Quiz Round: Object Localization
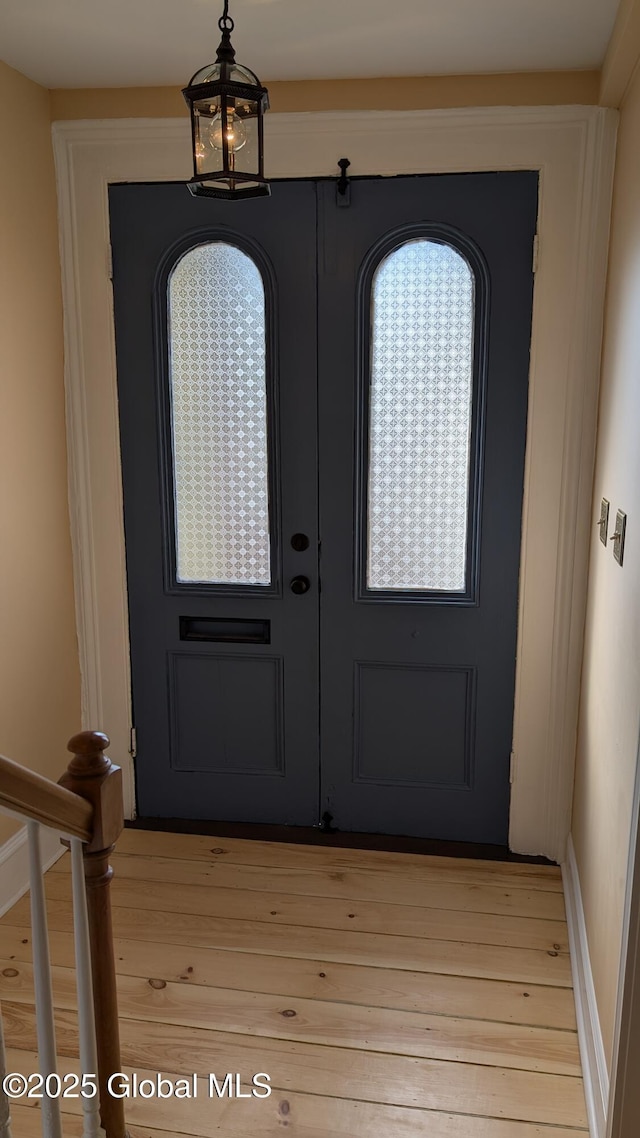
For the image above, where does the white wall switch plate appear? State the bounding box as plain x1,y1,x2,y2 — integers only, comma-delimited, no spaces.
599,498,610,546
613,509,627,566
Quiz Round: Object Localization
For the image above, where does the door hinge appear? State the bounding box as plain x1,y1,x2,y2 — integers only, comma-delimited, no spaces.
509,751,516,784
129,726,137,757
532,234,539,274
107,243,113,280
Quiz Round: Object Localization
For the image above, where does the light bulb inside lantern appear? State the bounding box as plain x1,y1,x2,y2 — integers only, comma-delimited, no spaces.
209,106,247,153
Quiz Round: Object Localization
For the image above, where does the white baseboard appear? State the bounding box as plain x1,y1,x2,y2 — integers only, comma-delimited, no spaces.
563,835,610,1138
0,825,67,919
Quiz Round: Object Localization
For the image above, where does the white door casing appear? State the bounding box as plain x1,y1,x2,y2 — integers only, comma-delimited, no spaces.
52,107,617,859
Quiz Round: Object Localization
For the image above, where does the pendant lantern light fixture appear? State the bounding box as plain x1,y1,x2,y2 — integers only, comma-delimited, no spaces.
182,0,270,200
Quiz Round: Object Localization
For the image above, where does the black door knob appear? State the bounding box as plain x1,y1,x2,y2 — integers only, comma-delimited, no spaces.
290,532,310,551
290,576,311,595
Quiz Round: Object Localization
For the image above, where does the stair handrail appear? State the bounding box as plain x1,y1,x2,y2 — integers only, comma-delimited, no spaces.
0,754,92,841
0,731,127,1138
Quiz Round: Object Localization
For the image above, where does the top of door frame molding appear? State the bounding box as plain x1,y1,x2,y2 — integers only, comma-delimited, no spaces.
52,105,618,859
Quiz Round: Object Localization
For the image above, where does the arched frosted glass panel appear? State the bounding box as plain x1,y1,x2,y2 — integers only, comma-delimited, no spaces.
367,239,475,592
168,243,270,585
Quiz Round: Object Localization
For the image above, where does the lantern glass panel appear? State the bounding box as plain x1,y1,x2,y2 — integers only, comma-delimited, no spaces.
193,97,223,177
228,100,260,176
229,63,261,86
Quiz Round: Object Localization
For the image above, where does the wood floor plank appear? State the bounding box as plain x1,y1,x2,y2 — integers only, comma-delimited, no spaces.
117,853,558,911
43,862,567,926
0,962,581,1074
59,846,564,924
50,856,568,951
3,1004,587,1128
5,1052,587,1138
7,1097,588,1138
0,924,577,1028
116,830,563,892
6,897,573,986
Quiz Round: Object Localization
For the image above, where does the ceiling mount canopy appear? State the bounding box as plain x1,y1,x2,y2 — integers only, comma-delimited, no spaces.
182,0,270,200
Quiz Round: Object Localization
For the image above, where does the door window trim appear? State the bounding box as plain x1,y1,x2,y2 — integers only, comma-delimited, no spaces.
153,228,283,598
355,221,490,605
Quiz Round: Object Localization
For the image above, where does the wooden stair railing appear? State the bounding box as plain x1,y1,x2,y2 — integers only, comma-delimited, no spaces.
0,754,92,841
60,733,126,1138
0,732,127,1138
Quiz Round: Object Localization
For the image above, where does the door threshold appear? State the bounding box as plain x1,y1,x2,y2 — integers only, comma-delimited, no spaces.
125,817,556,865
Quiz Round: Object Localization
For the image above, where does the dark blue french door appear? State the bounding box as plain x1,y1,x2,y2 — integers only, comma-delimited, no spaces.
110,171,537,842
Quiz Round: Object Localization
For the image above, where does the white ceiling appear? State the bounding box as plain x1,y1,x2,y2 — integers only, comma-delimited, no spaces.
0,0,620,90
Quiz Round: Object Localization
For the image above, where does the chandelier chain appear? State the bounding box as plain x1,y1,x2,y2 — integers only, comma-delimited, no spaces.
219,0,234,33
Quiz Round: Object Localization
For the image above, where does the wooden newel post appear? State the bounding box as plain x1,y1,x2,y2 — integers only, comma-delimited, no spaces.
60,731,128,1138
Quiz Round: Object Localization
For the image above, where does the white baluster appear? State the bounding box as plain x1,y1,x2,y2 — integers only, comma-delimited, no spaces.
0,1004,13,1138
27,821,63,1138
71,839,105,1137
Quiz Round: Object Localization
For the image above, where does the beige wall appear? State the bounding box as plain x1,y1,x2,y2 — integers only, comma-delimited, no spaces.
600,0,640,107
49,69,600,120
572,64,640,1066
0,61,81,843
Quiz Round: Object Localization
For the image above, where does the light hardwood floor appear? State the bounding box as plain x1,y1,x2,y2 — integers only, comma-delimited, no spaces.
0,830,586,1136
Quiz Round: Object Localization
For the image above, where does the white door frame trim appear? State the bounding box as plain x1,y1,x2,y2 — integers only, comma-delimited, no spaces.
52,106,617,858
